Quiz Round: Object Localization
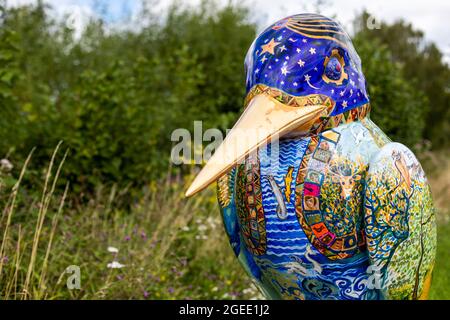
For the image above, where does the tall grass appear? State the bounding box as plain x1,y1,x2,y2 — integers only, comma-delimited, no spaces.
0,147,448,300
0,146,259,300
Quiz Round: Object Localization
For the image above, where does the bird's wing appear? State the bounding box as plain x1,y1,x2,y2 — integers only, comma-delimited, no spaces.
217,167,241,256
364,142,437,300
217,167,264,285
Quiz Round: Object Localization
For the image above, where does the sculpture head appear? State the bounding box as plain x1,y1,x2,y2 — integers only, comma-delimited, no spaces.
186,14,370,197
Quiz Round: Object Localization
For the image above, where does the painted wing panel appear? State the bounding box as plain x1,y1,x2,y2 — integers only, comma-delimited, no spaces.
364,143,437,299
217,167,263,283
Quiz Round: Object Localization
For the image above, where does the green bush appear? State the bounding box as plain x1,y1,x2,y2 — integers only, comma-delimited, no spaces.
0,3,255,193
0,3,448,195
353,35,428,147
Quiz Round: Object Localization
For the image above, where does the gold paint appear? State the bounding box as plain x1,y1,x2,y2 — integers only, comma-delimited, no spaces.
418,268,433,300
322,49,348,86
260,38,281,55
286,18,348,48
287,26,346,36
217,173,231,207
322,130,340,143
284,167,294,203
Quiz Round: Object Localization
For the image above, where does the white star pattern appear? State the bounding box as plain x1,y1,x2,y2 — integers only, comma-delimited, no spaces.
342,100,348,107
302,39,307,43
297,59,305,67
255,68,260,74
279,45,287,52
340,90,345,97
296,48,301,53
288,38,297,42
281,66,289,75
309,47,316,55
293,82,298,86
260,56,267,63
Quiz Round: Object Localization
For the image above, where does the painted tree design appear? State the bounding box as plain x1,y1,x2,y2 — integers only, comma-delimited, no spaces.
320,158,367,237
364,159,436,299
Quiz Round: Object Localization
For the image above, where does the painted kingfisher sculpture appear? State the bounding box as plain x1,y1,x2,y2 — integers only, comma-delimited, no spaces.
185,14,436,300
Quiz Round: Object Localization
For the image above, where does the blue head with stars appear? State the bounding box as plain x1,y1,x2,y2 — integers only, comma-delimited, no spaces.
186,14,371,197
245,13,369,116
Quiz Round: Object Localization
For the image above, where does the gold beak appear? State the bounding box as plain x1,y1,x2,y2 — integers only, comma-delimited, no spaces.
185,93,328,197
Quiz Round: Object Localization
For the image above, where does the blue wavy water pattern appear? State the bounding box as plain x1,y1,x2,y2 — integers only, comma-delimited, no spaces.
255,138,374,300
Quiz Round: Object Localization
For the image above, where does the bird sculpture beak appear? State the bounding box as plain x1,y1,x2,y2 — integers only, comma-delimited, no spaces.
185,93,328,197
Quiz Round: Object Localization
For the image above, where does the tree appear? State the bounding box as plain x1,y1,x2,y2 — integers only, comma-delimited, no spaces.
353,11,450,148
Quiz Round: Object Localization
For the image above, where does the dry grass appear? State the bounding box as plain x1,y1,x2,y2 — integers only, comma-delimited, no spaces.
0,146,258,300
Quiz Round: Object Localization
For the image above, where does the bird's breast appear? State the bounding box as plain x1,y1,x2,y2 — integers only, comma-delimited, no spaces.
230,121,385,299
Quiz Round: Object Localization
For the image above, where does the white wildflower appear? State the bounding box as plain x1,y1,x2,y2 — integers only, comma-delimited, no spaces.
181,226,190,231
242,288,254,295
206,217,218,229
0,159,13,172
197,224,208,232
107,246,119,253
107,261,125,269
211,286,218,292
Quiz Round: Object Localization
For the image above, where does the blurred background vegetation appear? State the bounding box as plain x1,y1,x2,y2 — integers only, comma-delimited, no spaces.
0,0,448,299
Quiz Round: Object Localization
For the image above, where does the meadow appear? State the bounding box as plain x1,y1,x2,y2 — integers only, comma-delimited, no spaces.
0,147,448,300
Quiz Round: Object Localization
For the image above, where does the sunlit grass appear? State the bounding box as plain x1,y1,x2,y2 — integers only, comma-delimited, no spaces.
430,215,450,300
422,150,450,300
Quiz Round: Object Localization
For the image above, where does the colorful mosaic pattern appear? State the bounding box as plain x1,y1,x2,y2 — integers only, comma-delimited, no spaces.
235,153,267,255
294,131,366,260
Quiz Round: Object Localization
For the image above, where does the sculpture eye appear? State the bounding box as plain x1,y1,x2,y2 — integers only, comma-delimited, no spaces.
322,49,348,85
324,57,342,81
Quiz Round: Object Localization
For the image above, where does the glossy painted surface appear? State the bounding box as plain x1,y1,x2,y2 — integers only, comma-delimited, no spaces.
244,13,369,116
209,13,437,300
218,120,436,300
